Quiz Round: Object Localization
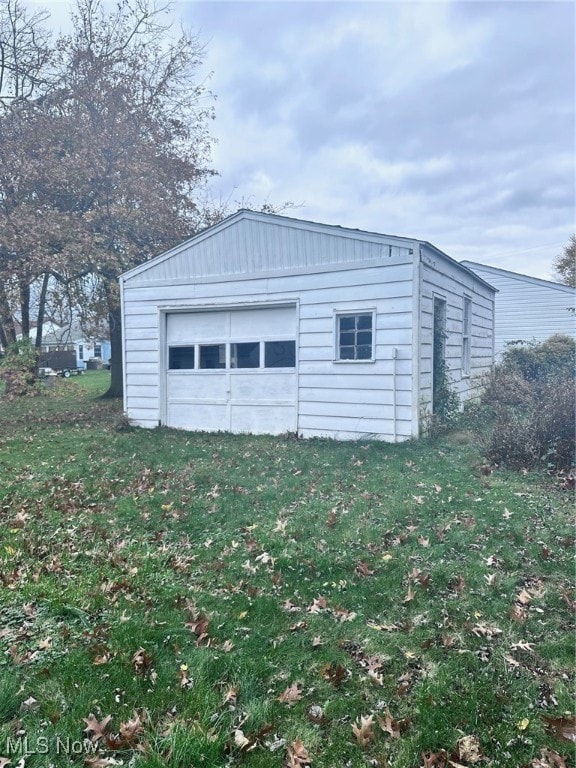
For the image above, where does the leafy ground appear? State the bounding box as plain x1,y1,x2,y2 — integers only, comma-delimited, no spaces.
0,372,574,768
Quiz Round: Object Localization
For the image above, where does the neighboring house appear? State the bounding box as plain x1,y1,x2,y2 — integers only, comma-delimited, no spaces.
120,210,495,441
17,321,111,369
461,261,576,356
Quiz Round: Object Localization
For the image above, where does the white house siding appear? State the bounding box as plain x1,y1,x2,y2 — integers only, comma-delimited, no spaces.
419,247,495,411
122,260,415,440
461,261,576,356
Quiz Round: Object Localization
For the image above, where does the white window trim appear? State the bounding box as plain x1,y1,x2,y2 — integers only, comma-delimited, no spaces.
333,308,376,363
462,296,472,377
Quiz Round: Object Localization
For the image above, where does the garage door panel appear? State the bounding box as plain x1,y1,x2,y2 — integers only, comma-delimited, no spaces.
230,405,295,434
167,311,228,342
167,403,227,431
230,372,296,401
167,373,227,400
230,306,295,338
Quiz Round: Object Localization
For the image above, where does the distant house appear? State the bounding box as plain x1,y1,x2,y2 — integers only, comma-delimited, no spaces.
17,321,111,369
120,210,495,441
461,261,576,356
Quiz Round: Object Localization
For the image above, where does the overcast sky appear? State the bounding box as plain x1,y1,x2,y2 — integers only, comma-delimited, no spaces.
35,0,575,280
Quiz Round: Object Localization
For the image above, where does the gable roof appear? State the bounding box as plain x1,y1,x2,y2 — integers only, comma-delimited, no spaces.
461,260,576,295
120,209,493,291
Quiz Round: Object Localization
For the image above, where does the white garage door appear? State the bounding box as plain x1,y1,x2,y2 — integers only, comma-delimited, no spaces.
164,306,297,434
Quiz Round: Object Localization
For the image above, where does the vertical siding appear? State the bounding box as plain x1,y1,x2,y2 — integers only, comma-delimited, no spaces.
419,249,495,416
461,263,576,355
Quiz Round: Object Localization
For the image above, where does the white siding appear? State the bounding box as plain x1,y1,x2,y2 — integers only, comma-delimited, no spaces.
461,262,576,356
123,260,415,441
420,247,495,414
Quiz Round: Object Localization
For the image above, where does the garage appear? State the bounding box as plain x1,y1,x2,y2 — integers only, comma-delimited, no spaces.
164,305,297,434
120,210,495,440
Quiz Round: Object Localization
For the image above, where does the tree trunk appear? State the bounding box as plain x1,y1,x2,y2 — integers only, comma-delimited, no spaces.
0,281,17,345
35,272,50,348
102,298,123,398
19,280,30,338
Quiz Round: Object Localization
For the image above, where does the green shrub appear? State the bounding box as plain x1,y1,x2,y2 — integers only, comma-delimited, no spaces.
469,336,575,471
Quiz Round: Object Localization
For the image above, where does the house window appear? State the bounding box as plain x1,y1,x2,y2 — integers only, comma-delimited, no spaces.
336,312,374,361
264,340,296,368
199,344,226,369
169,346,195,370
78,344,84,361
231,342,260,369
462,297,471,376
94,344,102,358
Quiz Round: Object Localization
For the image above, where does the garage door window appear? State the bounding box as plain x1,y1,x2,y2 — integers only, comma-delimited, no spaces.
169,346,195,369
200,344,226,369
231,342,260,369
265,340,296,368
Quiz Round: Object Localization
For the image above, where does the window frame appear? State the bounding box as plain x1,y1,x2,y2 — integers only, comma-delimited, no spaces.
462,296,472,377
333,309,376,363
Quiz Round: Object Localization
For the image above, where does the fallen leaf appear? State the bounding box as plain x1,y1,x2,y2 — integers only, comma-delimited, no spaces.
320,662,347,688
286,738,312,766
531,748,568,767
352,714,375,747
543,715,576,743
456,734,482,763
119,712,144,746
83,713,113,742
377,707,409,739
131,647,153,675
234,728,252,750
279,683,302,705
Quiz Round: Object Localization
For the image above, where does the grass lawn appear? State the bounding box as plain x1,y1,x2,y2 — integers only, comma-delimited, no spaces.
0,371,573,767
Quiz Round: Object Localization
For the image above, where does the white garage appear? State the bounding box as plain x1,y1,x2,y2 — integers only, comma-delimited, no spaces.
120,210,495,441
164,306,297,434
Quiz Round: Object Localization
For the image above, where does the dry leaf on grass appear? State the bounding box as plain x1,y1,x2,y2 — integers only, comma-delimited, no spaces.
543,715,576,743
83,713,112,742
352,714,375,747
285,738,312,766
456,734,482,763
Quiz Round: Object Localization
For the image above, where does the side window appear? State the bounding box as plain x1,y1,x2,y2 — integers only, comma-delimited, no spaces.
336,312,374,361
78,344,84,361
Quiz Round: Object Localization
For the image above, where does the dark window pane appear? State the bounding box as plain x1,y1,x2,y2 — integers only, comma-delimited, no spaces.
265,340,295,368
340,332,355,346
357,345,372,359
357,331,372,346
339,316,355,331
199,344,226,369
357,314,372,330
169,346,195,370
231,342,260,369
340,346,355,359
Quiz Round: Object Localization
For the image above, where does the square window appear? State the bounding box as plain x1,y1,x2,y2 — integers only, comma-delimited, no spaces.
265,340,296,368
169,346,195,369
231,342,260,368
199,344,226,369
336,313,374,361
